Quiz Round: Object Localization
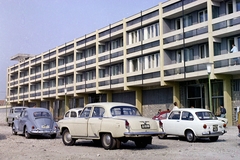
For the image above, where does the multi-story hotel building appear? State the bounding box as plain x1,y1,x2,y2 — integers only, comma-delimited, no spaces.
6,0,240,125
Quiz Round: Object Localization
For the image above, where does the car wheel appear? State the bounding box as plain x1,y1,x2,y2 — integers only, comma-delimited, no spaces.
185,130,196,142
24,127,31,139
12,125,17,135
134,139,148,148
101,133,115,150
62,129,76,146
115,138,121,149
209,136,219,142
50,134,57,139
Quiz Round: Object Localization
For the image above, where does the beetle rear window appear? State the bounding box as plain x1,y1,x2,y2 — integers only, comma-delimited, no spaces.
111,106,141,116
33,112,51,118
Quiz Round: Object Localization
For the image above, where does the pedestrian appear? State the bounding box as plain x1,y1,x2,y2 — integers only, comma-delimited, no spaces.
220,106,226,118
156,109,161,116
172,102,179,110
230,44,238,65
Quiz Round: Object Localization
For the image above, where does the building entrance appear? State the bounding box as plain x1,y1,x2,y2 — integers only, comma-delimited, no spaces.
187,85,205,108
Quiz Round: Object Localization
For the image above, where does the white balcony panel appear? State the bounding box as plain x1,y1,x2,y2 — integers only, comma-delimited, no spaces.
126,51,142,59
127,80,142,86
143,77,160,84
127,70,142,77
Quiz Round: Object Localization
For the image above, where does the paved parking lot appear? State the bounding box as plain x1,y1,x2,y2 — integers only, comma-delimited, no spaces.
0,108,240,160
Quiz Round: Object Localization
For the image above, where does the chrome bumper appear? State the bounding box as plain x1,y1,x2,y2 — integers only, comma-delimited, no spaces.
30,130,58,135
202,130,226,136
124,131,165,137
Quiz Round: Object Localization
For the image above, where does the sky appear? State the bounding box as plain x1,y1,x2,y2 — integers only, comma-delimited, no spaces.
0,0,164,100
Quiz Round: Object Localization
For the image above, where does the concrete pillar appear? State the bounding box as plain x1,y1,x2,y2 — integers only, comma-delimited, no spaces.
135,88,142,113
65,96,70,113
107,92,112,102
223,77,232,126
84,95,88,106
49,100,54,113
173,82,180,107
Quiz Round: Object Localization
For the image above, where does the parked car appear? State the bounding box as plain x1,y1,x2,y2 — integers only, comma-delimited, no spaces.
12,108,58,139
217,117,228,126
152,110,170,120
7,106,28,126
64,108,83,119
159,108,226,142
58,102,164,149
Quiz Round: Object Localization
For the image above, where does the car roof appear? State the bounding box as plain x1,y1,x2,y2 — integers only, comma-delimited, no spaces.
25,108,50,113
85,102,135,108
173,108,211,112
68,108,83,112
11,106,28,109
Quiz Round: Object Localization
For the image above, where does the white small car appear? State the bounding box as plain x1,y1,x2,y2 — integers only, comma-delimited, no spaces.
58,102,164,149
64,108,83,119
160,108,226,142
7,106,28,126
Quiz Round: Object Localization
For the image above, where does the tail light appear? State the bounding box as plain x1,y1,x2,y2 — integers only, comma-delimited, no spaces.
31,126,35,129
203,124,207,129
125,120,130,130
223,124,226,128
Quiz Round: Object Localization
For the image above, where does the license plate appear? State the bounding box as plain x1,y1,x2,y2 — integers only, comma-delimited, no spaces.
141,124,150,129
213,125,218,132
41,125,49,129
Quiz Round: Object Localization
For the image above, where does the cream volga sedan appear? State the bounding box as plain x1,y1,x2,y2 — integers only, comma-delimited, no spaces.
159,108,227,142
58,102,164,149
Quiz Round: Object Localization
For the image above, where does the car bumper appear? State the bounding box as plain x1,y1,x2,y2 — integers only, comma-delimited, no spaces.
124,131,165,137
30,130,58,135
202,130,226,136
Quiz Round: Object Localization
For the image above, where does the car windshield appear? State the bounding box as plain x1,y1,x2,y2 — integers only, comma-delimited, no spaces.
33,111,51,118
111,106,141,116
195,111,217,120
14,108,26,113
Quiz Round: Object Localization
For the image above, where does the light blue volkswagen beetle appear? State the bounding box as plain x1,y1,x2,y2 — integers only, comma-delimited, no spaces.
12,108,58,139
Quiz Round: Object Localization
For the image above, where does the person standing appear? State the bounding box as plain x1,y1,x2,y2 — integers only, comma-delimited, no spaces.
231,44,238,65
172,102,179,110
220,106,226,118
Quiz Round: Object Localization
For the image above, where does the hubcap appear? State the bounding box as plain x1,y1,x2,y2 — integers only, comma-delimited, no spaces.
65,132,72,142
104,135,111,146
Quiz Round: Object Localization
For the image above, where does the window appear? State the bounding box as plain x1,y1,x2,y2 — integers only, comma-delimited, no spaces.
168,111,180,120
176,50,183,63
99,69,105,78
226,1,233,14
181,111,194,121
92,107,105,117
70,111,77,118
184,14,193,27
199,44,208,58
132,59,138,72
80,107,91,118
237,0,240,11
58,59,64,66
76,74,83,82
86,70,96,80
185,48,194,61
198,9,208,23
111,63,123,76
175,18,182,30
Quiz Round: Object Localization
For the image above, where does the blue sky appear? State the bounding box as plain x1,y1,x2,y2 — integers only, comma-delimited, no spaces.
0,0,164,100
